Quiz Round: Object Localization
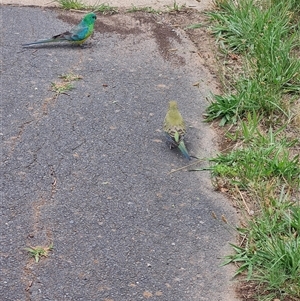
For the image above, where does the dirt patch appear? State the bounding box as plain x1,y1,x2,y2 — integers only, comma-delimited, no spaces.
96,11,187,63
95,13,144,36
237,281,300,301
98,12,184,62
164,9,221,80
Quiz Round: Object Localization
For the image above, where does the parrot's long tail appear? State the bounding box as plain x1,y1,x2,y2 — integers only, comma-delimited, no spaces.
22,38,58,47
178,141,191,160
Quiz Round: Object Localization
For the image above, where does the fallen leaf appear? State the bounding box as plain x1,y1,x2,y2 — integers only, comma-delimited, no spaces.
129,283,136,287
143,291,153,298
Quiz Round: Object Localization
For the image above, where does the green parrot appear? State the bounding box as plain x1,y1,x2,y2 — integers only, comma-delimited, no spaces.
163,101,191,160
22,12,97,47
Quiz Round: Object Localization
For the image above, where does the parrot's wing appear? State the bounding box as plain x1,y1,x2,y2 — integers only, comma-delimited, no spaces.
165,133,178,148
52,26,88,42
68,23,89,41
51,31,72,41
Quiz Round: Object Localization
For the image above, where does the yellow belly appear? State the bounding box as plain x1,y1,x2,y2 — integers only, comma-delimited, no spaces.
71,34,92,45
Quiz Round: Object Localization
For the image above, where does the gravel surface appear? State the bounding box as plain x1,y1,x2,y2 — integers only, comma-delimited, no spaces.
1,6,238,300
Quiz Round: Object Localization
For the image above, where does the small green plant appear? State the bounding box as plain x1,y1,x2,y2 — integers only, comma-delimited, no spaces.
51,81,74,94
55,0,86,10
51,72,82,94
223,196,300,299
185,23,203,30
59,73,83,82
92,3,117,14
204,93,240,126
208,127,300,189
25,243,53,262
55,0,117,14
126,5,160,14
167,1,186,12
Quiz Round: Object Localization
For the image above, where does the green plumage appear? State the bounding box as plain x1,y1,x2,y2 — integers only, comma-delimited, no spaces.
22,12,97,47
163,101,191,160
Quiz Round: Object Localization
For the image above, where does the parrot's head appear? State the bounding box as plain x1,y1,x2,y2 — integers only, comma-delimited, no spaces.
83,12,97,25
168,101,178,110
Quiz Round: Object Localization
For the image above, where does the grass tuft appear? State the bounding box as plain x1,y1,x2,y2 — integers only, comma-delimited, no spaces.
51,72,82,95
55,0,86,10
126,5,161,14
92,3,118,14
185,23,203,30
206,0,300,125
224,196,300,299
55,0,118,14
206,0,300,299
24,243,53,263
166,0,187,12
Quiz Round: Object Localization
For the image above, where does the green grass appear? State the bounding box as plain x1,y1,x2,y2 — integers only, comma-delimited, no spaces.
206,0,300,300
51,81,74,94
92,3,118,14
126,2,188,14
55,0,118,14
206,0,300,125
224,197,300,300
51,73,82,95
55,0,86,10
185,23,203,30
126,5,161,14
167,1,187,12
24,243,53,263
209,125,300,190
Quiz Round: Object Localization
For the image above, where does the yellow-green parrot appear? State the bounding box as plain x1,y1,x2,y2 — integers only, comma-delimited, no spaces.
163,101,191,160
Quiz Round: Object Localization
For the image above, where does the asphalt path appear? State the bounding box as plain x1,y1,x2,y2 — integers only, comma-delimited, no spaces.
1,6,238,300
